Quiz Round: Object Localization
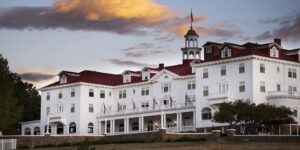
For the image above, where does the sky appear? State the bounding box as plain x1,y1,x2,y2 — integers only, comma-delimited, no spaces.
0,0,300,88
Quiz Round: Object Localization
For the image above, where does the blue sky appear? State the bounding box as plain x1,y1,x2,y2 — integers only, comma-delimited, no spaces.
0,0,300,88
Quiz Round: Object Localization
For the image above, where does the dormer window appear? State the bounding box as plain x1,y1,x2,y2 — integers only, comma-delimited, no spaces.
60,74,67,84
123,75,131,83
270,46,279,57
142,72,150,81
221,47,231,58
205,46,212,53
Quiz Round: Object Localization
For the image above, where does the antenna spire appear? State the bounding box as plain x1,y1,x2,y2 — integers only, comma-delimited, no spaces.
190,8,194,29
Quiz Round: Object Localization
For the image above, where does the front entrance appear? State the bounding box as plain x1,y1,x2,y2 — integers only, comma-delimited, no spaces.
57,123,64,135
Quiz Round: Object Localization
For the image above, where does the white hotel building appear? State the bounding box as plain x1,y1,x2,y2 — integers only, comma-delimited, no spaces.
21,27,300,136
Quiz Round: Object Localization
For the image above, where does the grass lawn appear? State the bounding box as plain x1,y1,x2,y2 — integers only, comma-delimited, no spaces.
32,141,300,150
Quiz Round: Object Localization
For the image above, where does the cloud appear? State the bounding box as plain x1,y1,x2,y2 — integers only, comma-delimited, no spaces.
120,43,167,57
0,0,246,41
105,59,155,68
0,0,174,35
255,12,300,42
20,72,56,82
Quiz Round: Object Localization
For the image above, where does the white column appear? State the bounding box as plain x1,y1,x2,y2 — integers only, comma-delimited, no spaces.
193,111,196,131
104,120,107,134
176,113,180,132
112,120,115,135
126,118,129,133
98,121,101,135
179,112,182,132
164,114,167,129
139,117,142,132
141,117,144,132
161,112,164,129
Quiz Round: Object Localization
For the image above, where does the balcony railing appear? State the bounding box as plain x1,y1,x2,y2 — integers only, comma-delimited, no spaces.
48,112,66,125
97,102,195,118
181,125,195,132
207,92,232,105
267,91,300,100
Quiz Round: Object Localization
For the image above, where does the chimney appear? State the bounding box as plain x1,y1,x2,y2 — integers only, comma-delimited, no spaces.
159,63,164,69
274,38,281,46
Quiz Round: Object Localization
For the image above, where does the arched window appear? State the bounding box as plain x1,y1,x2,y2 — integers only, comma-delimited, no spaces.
195,52,200,59
221,47,231,58
34,126,40,135
189,51,194,59
69,122,76,133
57,123,64,134
88,122,94,133
44,125,51,134
132,122,139,131
25,127,31,135
201,107,212,120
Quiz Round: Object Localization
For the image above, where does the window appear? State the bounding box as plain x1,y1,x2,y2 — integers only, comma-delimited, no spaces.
89,104,94,113
25,128,31,135
201,107,212,120
119,90,127,99
260,64,265,73
60,74,67,84
205,46,212,53
143,72,149,80
46,107,50,115
187,80,196,90
89,89,94,97
141,87,150,96
294,110,298,117
34,126,40,135
221,47,231,58
119,104,126,111
141,102,149,110
161,83,171,93
118,123,124,132
88,122,94,133
277,84,281,91
44,125,51,134
203,68,208,78
239,63,245,73
71,104,75,113
270,46,279,57
218,83,228,93
46,92,50,100
161,99,169,106
288,85,297,95
69,122,76,133
58,91,62,99
277,66,280,73
203,86,209,96
100,90,105,98
239,81,245,92
221,66,226,76
71,89,75,97
109,92,112,97
260,82,265,92
288,68,297,78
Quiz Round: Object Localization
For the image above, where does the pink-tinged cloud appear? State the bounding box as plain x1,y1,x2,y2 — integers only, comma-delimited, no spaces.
105,59,155,68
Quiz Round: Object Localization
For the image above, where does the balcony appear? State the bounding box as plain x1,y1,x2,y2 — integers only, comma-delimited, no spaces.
267,91,300,100
97,102,195,118
48,112,67,125
207,92,231,105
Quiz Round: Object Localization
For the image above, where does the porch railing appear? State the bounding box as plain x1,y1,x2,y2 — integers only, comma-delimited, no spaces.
181,125,195,132
97,102,195,118
267,91,300,99
0,139,17,150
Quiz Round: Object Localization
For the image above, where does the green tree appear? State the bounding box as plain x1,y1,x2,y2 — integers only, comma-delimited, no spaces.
0,54,23,134
213,102,236,128
0,54,41,134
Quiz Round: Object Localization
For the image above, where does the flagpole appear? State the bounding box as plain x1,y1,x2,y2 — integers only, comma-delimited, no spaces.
190,8,193,29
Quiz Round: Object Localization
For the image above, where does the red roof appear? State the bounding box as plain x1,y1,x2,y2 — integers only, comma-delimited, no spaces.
43,60,193,88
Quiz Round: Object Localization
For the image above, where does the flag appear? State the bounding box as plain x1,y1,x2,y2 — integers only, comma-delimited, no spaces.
103,103,107,114
185,94,190,106
153,98,158,109
132,99,136,110
191,10,194,22
170,96,174,107
117,102,121,112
